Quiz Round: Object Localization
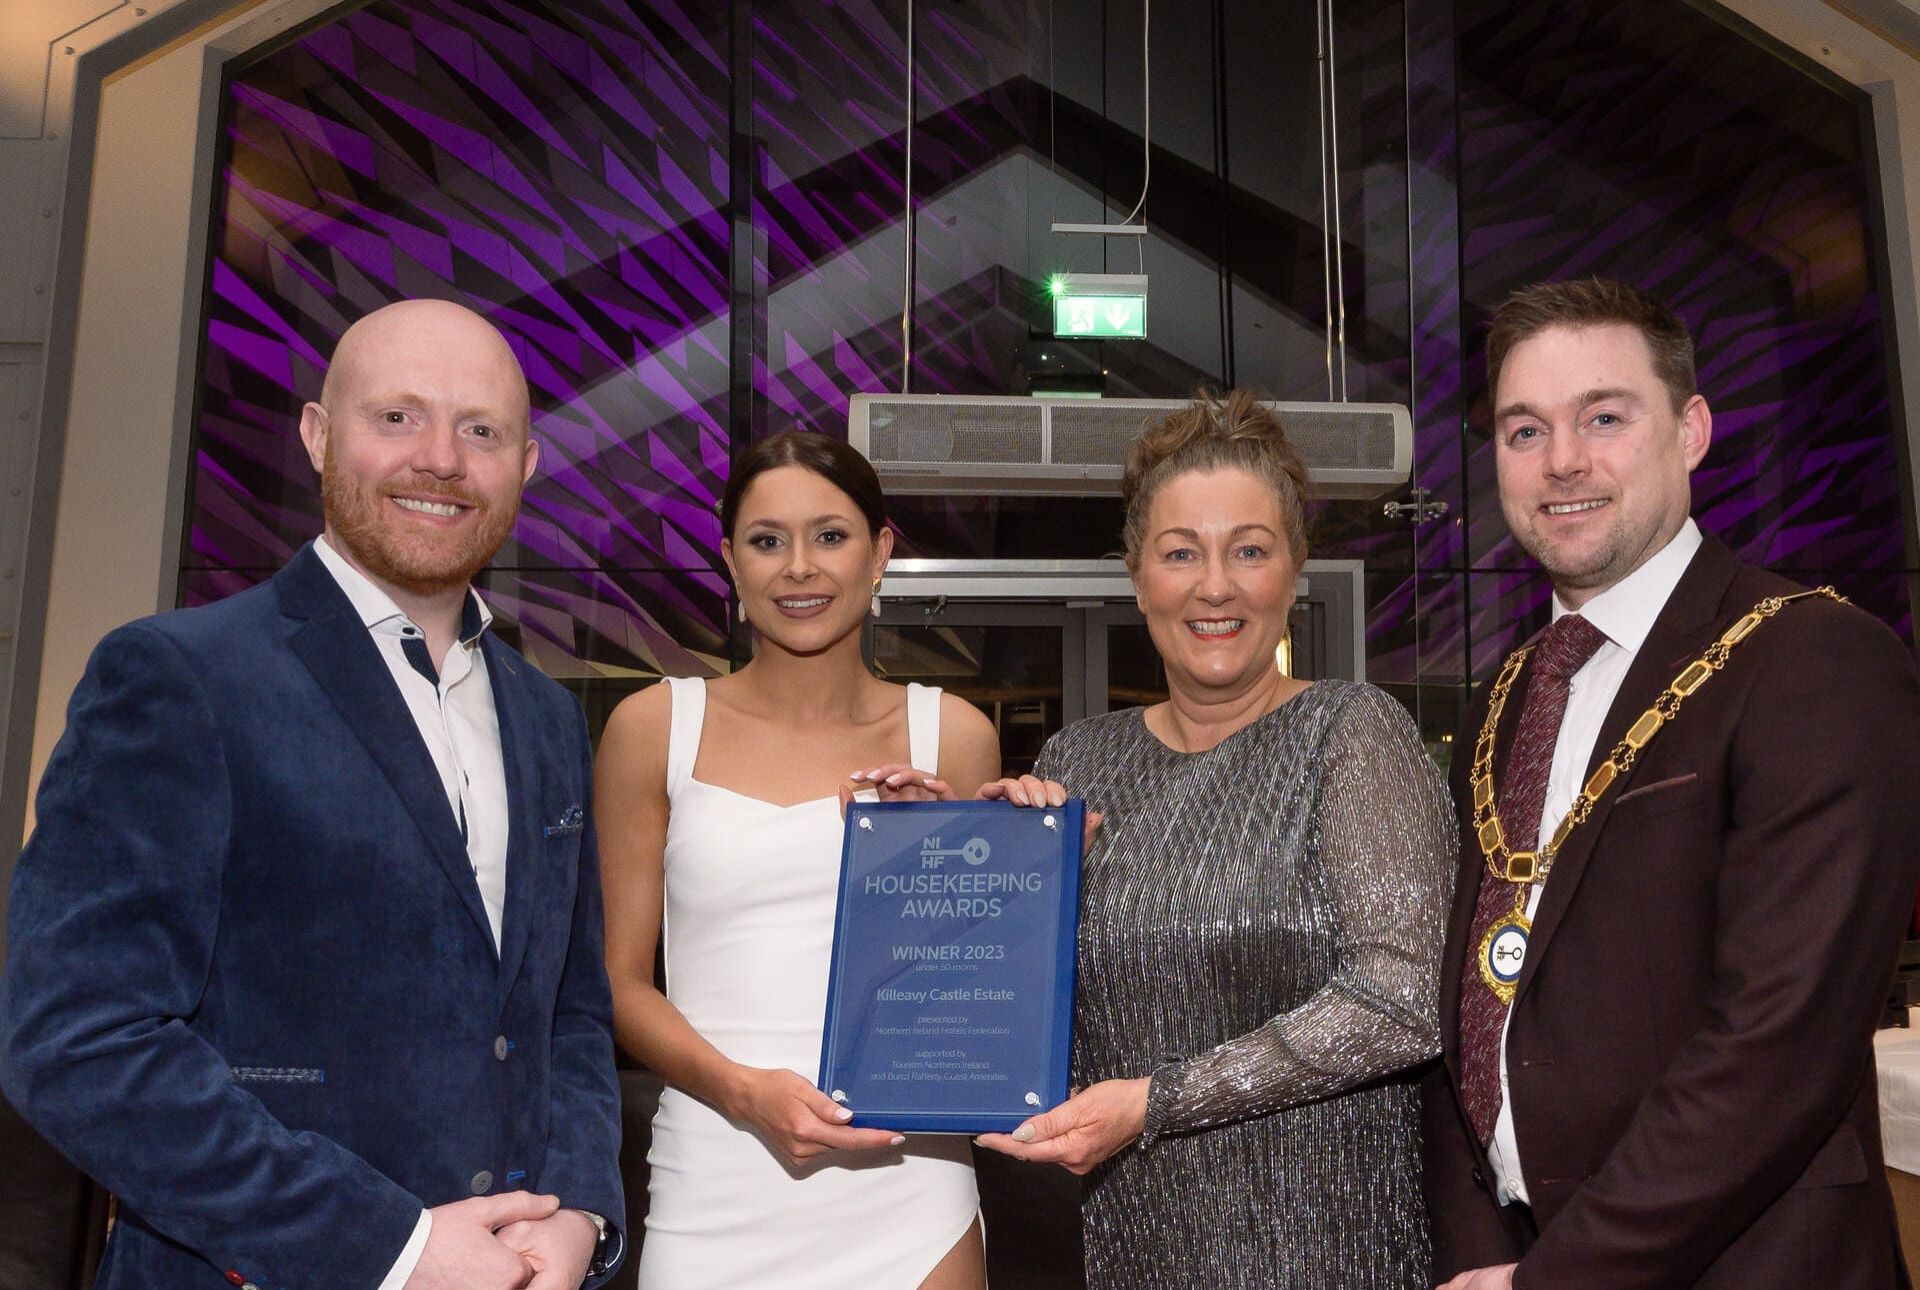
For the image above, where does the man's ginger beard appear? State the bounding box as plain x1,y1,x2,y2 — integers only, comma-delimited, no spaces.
321,438,520,597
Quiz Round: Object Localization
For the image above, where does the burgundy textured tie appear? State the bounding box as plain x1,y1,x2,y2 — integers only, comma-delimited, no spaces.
1458,612,1608,1144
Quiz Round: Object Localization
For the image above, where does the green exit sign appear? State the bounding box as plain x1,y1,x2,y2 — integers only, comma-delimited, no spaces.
1049,273,1148,339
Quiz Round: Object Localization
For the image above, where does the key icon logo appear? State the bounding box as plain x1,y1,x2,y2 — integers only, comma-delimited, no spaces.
921,837,992,866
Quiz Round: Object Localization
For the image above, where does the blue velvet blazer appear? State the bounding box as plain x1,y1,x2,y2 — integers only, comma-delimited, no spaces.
2,543,625,1288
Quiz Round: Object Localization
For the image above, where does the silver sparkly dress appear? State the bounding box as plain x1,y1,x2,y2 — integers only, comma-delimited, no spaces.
1036,680,1455,1289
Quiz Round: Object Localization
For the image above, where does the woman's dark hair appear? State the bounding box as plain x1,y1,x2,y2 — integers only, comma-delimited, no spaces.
718,430,888,539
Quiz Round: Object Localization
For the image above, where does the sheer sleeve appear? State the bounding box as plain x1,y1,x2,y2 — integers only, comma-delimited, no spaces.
1139,684,1456,1145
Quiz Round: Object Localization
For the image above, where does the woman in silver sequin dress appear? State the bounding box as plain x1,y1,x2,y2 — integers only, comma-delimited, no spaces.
975,391,1456,1288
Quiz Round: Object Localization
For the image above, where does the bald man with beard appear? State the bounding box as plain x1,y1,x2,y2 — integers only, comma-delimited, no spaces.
3,301,625,1289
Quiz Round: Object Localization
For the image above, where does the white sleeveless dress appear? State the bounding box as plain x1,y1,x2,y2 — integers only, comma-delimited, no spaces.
638,677,980,1289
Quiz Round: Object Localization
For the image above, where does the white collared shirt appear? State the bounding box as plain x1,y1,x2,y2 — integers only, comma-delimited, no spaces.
313,535,511,1286
1487,518,1703,1207
313,535,509,948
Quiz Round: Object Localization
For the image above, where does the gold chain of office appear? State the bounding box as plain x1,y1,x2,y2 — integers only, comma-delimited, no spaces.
1469,585,1847,891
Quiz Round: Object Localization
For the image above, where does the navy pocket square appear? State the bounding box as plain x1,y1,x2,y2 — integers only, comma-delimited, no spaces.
544,804,585,837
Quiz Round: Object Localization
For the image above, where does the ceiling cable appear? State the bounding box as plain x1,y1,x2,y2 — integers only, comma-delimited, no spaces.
901,0,916,393
1117,0,1151,227
1048,0,1057,228
1326,0,1348,400
1316,0,1333,400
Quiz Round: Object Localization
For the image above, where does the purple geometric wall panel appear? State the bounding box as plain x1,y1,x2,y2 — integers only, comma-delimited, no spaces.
192,0,733,678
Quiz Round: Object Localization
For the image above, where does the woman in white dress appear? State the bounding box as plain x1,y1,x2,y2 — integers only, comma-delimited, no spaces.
596,431,1000,1289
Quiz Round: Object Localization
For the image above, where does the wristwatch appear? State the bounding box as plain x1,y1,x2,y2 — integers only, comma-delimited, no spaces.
578,1209,615,1275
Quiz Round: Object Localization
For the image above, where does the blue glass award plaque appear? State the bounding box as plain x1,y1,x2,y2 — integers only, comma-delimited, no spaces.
818,799,1083,1134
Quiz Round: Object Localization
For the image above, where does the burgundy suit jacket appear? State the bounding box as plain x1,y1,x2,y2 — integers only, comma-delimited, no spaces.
1423,534,1920,1288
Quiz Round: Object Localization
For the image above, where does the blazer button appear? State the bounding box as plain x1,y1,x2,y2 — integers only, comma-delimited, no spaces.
494,1035,509,1061
470,1170,493,1195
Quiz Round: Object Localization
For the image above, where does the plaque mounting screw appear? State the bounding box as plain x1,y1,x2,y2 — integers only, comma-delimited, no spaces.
858,817,874,831
831,1089,848,1103
1024,1092,1041,1106
1042,814,1057,830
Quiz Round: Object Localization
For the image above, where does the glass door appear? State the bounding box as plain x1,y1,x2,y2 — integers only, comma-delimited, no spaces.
870,603,1075,775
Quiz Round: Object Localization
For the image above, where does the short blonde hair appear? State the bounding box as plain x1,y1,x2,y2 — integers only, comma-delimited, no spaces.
1121,389,1311,565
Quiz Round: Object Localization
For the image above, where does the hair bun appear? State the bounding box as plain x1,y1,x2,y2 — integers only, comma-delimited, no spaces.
1121,389,1312,563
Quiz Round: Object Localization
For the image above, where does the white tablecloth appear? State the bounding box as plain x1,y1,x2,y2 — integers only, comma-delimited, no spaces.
1876,1025,1920,1174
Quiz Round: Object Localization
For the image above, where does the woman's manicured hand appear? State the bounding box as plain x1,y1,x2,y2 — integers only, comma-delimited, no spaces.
838,764,955,815
727,1065,904,1167
973,1077,1150,1175
975,776,1103,848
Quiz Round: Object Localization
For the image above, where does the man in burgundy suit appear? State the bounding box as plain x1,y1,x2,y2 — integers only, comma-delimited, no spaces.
1423,277,1920,1288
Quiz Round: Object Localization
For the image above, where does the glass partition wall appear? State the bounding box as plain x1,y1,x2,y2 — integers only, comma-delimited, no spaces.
189,0,1909,769
187,0,1459,753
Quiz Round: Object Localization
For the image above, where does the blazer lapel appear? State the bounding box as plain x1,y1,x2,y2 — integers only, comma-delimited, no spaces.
486,635,541,1000
277,545,497,953
1508,537,1739,1009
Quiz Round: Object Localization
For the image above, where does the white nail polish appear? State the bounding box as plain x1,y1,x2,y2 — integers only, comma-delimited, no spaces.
889,1134,905,1146
1012,1125,1036,1143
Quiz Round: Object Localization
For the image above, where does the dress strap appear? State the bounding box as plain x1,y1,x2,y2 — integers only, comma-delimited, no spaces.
663,676,707,793
906,682,942,775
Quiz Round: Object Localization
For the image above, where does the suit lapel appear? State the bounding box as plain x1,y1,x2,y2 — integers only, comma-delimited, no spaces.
277,545,497,953
1441,646,1538,1074
1439,842,1481,1076
487,635,541,1000
1508,538,1739,1009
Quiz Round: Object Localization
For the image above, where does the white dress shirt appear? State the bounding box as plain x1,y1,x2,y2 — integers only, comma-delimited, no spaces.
314,535,511,1287
1487,518,1703,1207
